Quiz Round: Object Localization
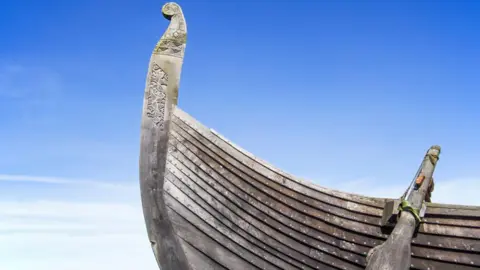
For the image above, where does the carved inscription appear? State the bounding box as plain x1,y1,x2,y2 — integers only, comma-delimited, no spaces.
146,63,168,127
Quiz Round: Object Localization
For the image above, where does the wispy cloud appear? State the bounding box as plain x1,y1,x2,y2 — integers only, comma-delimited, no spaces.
0,174,155,270
0,233,157,270
1,172,478,270
0,174,137,190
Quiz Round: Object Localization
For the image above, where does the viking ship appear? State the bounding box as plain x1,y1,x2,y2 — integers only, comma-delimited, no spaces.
139,3,480,270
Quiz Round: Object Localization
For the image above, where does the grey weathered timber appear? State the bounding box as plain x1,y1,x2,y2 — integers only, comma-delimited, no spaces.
139,4,480,270
365,146,441,270
139,2,189,270
160,110,480,269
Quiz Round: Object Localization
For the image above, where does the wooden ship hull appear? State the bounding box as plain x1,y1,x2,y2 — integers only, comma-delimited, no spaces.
139,3,480,270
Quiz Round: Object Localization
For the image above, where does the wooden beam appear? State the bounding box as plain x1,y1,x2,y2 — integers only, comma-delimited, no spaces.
365,145,441,270
380,199,400,228
139,2,190,270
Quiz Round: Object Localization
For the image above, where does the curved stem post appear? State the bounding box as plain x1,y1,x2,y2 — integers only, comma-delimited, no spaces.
366,145,441,270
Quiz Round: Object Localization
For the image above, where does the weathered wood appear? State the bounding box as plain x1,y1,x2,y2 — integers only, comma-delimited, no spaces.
422,216,480,227
174,108,386,209
167,110,480,268
140,97,480,269
139,2,189,270
381,199,400,228
426,203,480,217
169,129,385,245
178,238,227,270
166,201,263,270
170,124,385,237
165,182,282,270
365,146,441,270
165,170,312,269
172,112,384,217
165,152,362,269
137,6,480,268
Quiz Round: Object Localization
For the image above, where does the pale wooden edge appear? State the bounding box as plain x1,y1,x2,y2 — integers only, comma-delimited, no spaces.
427,202,480,210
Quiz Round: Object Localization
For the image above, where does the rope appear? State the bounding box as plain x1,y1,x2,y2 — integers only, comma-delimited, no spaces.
398,200,422,224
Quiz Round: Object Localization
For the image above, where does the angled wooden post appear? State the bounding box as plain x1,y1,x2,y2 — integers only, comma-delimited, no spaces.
366,145,441,270
139,2,190,270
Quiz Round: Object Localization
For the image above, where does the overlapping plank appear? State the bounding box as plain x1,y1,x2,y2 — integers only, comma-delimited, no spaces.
178,238,227,270
169,130,382,250
166,200,263,269
166,108,480,269
171,114,385,228
166,173,313,269
166,145,363,269
174,108,386,211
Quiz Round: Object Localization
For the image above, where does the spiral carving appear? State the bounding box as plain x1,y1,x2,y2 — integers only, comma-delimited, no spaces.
154,2,187,58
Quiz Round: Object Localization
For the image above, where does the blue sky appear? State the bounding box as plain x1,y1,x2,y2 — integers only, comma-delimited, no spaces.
0,0,479,269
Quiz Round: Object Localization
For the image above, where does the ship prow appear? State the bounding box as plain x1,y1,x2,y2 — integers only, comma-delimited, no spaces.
140,3,480,270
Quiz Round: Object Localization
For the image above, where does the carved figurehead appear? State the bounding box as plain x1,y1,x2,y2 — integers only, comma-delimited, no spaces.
142,2,187,130
139,2,190,270
155,2,187,60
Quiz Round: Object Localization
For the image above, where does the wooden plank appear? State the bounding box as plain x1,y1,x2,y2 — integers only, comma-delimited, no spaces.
411,257,479,270
426,204,480,218
166,202,263,270
427,203,480,210
166,168,314,269
171,118,386,233
166,157,359,269
411,245,480,266
139,3,190,270
178,238,228,270
168,132,384,248
165,176,306,270
412,233,480,253
173,108,387,209
172,118,382,225
167,135,375,259
165,181,284,270
420,223,480,239
422,216,480,228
